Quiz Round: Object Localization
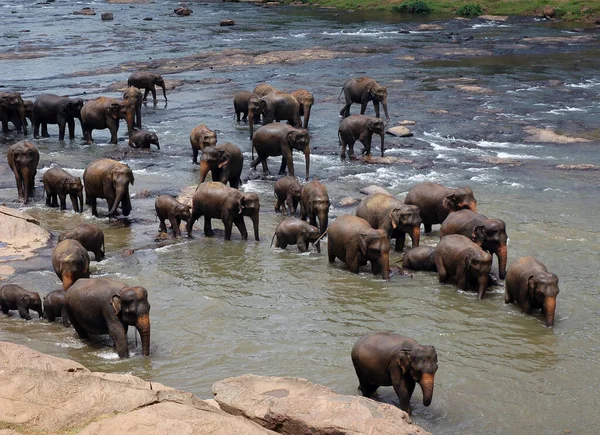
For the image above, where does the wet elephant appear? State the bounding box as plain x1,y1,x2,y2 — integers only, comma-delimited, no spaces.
402,246,437,272
80,97,135,144
253,83,279,97
65,278,151,358
0,91,27,134
274,175,303,216
271,218,321,253
23,99,33,127
43,289,69,326
7,140,39,204
199,142,243,189
290,89,314,129
233,91,261,139
260,91,302,128
340,77,389,120
58,224,105,262
356,193,421,251
129,129,160,149
404,182,477,233
440,209,508,279
155,194,191,238
434,234,493,299
505,257,559,327
42,167,84,213
300,179,329,235
83,158,134,217
327,215,390,280
52,239,91,290
122,86,143,129
190,124,217,164
0,284,43,320
32,94,83,140
127,72,167,101
351,332,437,415
338,114,385,159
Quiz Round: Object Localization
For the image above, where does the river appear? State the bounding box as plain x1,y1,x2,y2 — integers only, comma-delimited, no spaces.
1,1,600,433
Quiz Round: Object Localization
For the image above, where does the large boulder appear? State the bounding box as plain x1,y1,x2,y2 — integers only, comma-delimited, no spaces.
0,206,51,263
213,374,431,435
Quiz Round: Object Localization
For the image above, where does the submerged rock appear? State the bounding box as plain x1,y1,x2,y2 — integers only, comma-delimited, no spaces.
556,164,600,170
73,8,96,15
359,185,390,196
101,12,114,21
359,156,414,165
174,7,192,16
220,19,235,26
523,126,591,143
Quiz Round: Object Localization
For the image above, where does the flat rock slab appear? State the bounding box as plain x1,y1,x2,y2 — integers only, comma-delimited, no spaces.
359,156,414,165
339,197,359,207
523,126,591,143
359,185,390,196
556,164,600,170
213,374,430,435
0,206,51,262
386,126,413,137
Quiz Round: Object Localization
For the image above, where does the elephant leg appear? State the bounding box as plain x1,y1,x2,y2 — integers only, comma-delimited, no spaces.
136,106,142,129
204,217,214,237
186,211,200,237
33,121,40,138
58,121,66,141
456,263,469,290
17,304,31,320
504,287,513,304
348,142,356,160
274,198,283,214
395,377,416,415
67,308,88,339
11,168,24,200
68,119,76,140
395,232,406,252
360,101,368,115
434,252,448,282
90,196,98,217
151,86,157,101
94,249,104,262
260,158,270,176
233,216,248,240
58,193,67,210
340,140,347,159
143,88,150,101
0,302,9,315
327,240,336,263
371,260,381,276
109,121,119,144
108,323,129,358
45,190,52,206
353,364,378,397
346,247,360,273
158,218,168,233
373,101,381,119
192,148,199,165
340,102,351,118
297,235,308,253
168,216,180,238
41,123,49,137
60,306,70,327
424,224,433,233
278,158,287,176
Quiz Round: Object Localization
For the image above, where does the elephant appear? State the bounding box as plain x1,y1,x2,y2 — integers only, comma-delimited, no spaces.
43,289,69,326
505,257,559,327
23,99,34,127
351,332,437,415
52,239,91,290
274,175,302,216
122,86,143,129
199,142,243,189
253,83,279,97
155,194,191,238
300,180,329,235
440,209,508,279
338,114,385,159
0,91,27,134
129,129,160,149
80,97,135,144
187,182,260,241
251,123,310,180
233,91,262,139
290,89,314,129
339,77,389,120
190,124,217,164
42,167,84,213
32,94,84,140
433,234,493,299
83,158,134,217
402,246,437,272
271,218,321,253
355,193,421,251
7,140,39,204
327,215,390,280
0,284,43,320
127,72,167,101
65,278,151,358
58,224,105,262
404,182,478,233
259,91,302,128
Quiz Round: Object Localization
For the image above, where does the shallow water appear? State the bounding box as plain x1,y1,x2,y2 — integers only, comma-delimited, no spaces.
1,2,600,433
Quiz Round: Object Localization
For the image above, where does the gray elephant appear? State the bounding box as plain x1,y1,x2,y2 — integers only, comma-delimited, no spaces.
251,123,310,180
43,289,69,326
340,77,389,120
190,124,217,164
155,194,191,238
65,278,151,358
328,215,390,280
7,140,39,204
402,246,437,272
233,91,262,139
42,167,84,213
127,72,167,101
52,239,91,290
505,257,559,327
23,99,34,127
290,89,314,129
0,91,27,134
434,234,493,299
199,142,243,189
0,284,43,320
338,114,385,159
274,175,303,216
253,83,279,97
80,97,135,144
300,180,329,235
187,182,260,241
32,94,84,141
129,129,160,149
351,332,437,415
260,91,302,128
83,158,134,217
58,224,105,262
271,218,321,253
122,86,143,129
356,193,421,251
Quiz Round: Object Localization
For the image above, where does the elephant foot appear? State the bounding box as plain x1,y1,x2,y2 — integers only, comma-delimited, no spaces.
204,230,215,237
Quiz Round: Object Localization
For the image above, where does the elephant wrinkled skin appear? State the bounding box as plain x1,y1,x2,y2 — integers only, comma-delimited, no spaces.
83,158,134,217
7,140,39,204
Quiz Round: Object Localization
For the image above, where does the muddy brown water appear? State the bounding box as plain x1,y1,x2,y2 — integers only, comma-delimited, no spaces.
1,2,600,433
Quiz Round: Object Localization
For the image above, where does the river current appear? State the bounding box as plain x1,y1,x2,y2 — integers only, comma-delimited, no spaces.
1,1,600,434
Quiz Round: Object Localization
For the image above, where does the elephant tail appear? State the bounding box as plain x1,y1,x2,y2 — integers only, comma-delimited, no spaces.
270,232,277,247
313,228,328,245
338,87,344,101
337,130,342,147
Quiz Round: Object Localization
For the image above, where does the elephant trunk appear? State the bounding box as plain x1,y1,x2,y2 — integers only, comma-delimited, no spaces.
136,313,151,356
477,274,489,300
496,243,507,280
161,86,167,102
304,148,310,181
410,225,421,248
108,186,127,216
248,111,254,140
380,251,390,281
20,166,32,204
125,111,134,138
544,296,556,327
69,193,79,213
318,210,328,236
61,272,75,290
379,132,385,157
303,105,311,129
199,160,210,183
251,213,260,242
382,98,389,120
78,191,84,213
420,373,435,407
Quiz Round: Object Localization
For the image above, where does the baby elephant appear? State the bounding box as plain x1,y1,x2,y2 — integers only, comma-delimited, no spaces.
190,124,217,164
351,332,437,415
402,246,437,272
338,114,385,159
0,284,43,320
43,289,69,326
58,224,105,262
505,257,559,327
274,176,303,216
52,239,91,290
129,129,160,149
233,91,262,139
271,218,321,253
42,167,84,213
155,194,191,238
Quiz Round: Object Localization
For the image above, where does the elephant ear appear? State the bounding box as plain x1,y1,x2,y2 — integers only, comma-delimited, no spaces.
218,150,230,169
108,103,121,119
237,197,245,215
22,294,31,305
464,252,473,272
389,209,402,229
111,294,122,316
527,275,536,298
398,348,412,375
358,233,369,257
471,225,486,245
442,194,458,211
286,130,297,145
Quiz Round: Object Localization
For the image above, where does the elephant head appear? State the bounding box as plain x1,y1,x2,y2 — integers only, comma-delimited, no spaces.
398,344,438,408
367,83,389,120
482,219,508,280
123,86,142,102
390,205,422,245
23,99,33,125
65,98,84,120
364,117,386,157
301,225,321,253
200,128,217,150
286,128,310,180
248,95,261,138
470,225,486,246
442,187,477,213
358,228,390,280
152,75,168,101
107,163,134,216
138,131,160,149
7,140,39,204
529,272,559,327
308,195,330,235
108,101,134,137
199,146,229,183
291,89,314,129
112,286,151,356
64,176,84,213
465,250,493,299
1,92,27,134
241,192,260,241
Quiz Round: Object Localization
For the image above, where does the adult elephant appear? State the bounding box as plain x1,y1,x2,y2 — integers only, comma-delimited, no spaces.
434,234,493,299
338,114,385,159
187,182,260,241
122,86,143,129
32,94,84,140
300,180,329,235
356,193,421,251
0,91,27,134
233,91,261,139
340,77,389,120
253,83,279,97
65,278,151,358
199,142,243,189
505,257,559,327
83,159,134,217
42,167,84,213
52,239,91,290
404,182,477,233
7,140,39,204
440,209,508,279
190,124,217,164
251,123,310,180
127,72,167,101
351,332,437,415
80,97,134,144
328,215,390,280
58,224,105,262
260,91,302,128
290,89,314,129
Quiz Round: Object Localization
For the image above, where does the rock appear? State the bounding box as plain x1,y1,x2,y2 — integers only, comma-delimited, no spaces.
455,84,493,94
108,0,149,3
386,126,413,137
359,185,390,196
523,126,591,143
339,197,359,207
428,109,448,115
220,19,235,26
0,206,51,263
213,374,430,435
479,15,508,21
478,156,521,166
556,164,600,171
0,265,15,281
400,120,415,125
174,7,192,16
359,156,413,165
73,8,96,15
543,6,556,18
101,12,114,21
418,24,443,31
121,248,135,257
143,17,153,21
547,79,564,87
